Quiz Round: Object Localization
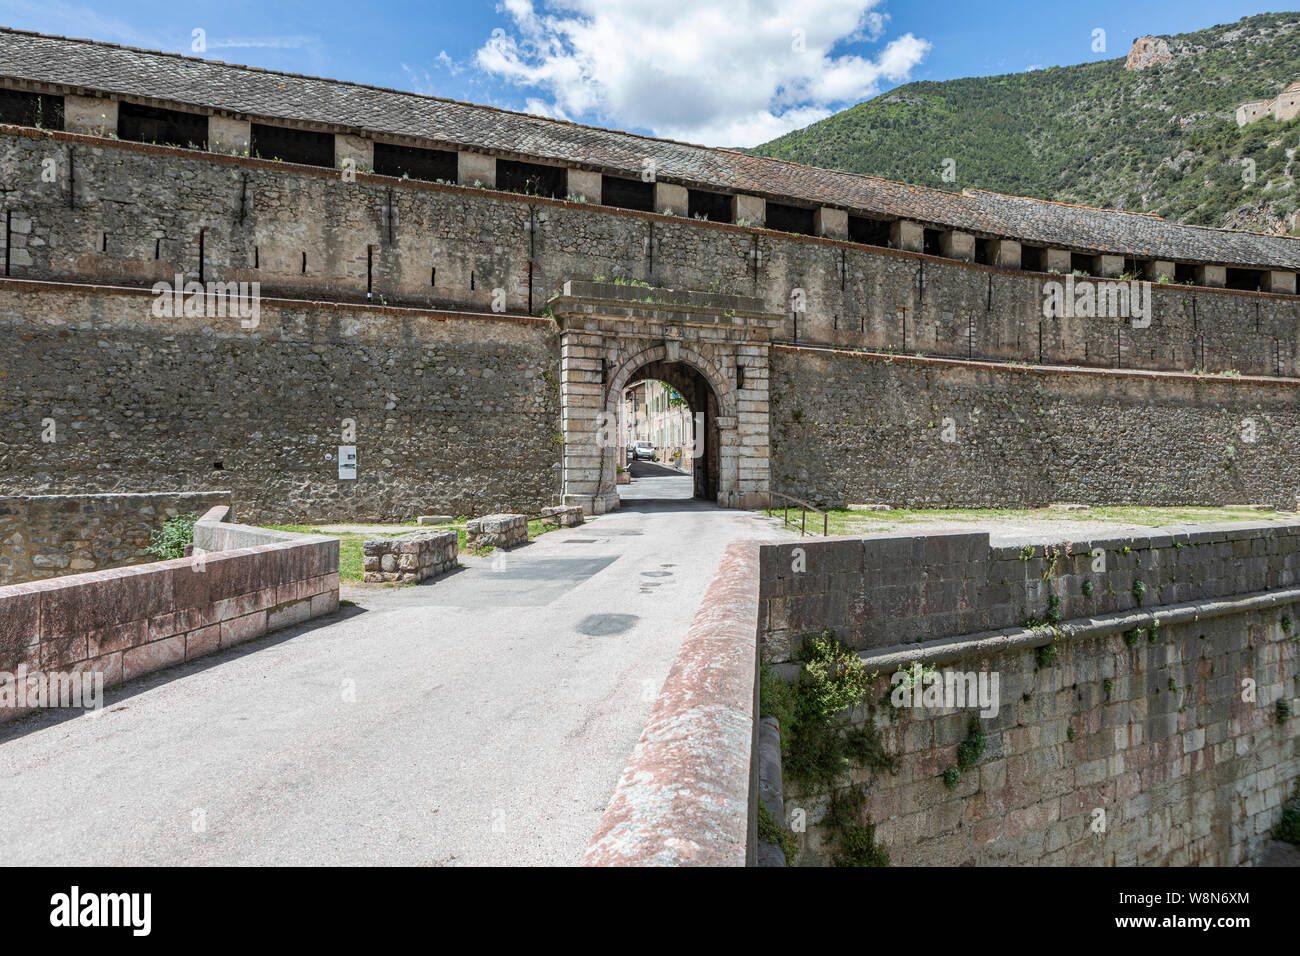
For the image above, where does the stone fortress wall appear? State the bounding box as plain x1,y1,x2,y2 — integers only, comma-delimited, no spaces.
0,278,561,522
2,127,1298,379
3,125,1300,515
770,347,1300,510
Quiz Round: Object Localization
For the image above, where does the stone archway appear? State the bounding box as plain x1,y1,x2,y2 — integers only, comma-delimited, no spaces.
548,279,784,514
606,344,729,503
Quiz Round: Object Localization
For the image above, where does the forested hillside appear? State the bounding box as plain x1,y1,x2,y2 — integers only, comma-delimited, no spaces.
753,13,1300,234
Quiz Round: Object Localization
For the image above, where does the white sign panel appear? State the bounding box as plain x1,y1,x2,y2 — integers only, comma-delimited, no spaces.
338,445,357,480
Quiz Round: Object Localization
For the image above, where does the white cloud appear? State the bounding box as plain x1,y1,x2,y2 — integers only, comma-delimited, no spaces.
435,50,465,76
473,0,930,146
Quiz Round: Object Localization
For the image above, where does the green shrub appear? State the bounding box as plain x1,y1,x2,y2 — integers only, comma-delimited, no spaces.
1045,594,1061,624
761,632,896,867
146,513,198,560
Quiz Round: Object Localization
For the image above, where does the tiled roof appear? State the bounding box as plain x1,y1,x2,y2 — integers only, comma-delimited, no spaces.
962,190,1300,270
1,26,1298,271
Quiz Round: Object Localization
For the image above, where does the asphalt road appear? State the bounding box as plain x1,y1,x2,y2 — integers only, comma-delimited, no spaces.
0,492,782,866
622,458,693,501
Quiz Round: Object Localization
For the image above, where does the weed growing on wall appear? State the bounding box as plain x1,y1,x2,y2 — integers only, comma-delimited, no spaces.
1036,642,1059,669
822,787,890,867
760,631,896,866
956,718,987,769
146,513,198,560
757,803,799,866
1275,783,1300,847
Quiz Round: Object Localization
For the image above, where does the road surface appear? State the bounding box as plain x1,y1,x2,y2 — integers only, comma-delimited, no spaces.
0,482,782,866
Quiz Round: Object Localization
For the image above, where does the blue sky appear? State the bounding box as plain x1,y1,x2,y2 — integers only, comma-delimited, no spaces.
0,0,1284,145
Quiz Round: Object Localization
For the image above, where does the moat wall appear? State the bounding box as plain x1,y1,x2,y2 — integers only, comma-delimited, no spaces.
798,609,1299,866
759,529,1300,866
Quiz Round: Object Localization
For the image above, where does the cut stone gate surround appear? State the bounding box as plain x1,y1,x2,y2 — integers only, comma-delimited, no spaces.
548,280,784,513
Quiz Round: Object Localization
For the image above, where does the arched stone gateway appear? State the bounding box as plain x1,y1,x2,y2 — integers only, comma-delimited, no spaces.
549,280,785,514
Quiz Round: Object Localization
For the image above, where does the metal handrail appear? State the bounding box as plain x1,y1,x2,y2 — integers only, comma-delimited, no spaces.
769,492,829,537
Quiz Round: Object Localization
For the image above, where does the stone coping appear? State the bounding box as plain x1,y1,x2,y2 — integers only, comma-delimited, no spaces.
583,539,762,867
847,584,1300,674
550,280,786,330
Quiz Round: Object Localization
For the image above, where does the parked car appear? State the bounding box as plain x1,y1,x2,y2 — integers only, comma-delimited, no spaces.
631,440,656,461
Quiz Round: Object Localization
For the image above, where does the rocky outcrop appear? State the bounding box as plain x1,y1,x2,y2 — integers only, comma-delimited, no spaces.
1125,36,1174,70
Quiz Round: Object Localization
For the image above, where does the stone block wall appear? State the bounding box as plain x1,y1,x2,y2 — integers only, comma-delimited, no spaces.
770,347,1300,510
0,491,230,585
465,513,527,550
0,283,561,523
786,605,1298,866
540,504,584,528
760,527,1299,866
5,127,1300,519
0,506,339,723
362,530,457,583
760,522,1300,659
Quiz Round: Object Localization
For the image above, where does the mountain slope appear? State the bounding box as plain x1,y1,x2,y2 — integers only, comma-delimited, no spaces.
752,13,1300,234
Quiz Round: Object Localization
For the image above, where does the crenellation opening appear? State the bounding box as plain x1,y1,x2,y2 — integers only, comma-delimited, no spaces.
372,141,458,182
602,176,653,212
0,89,63,129
497,159,565,199
1226,267,1265,291
765,202,816,236
688,189,733,223
250,123,334,167
117,101,207,149
848,214,890,247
